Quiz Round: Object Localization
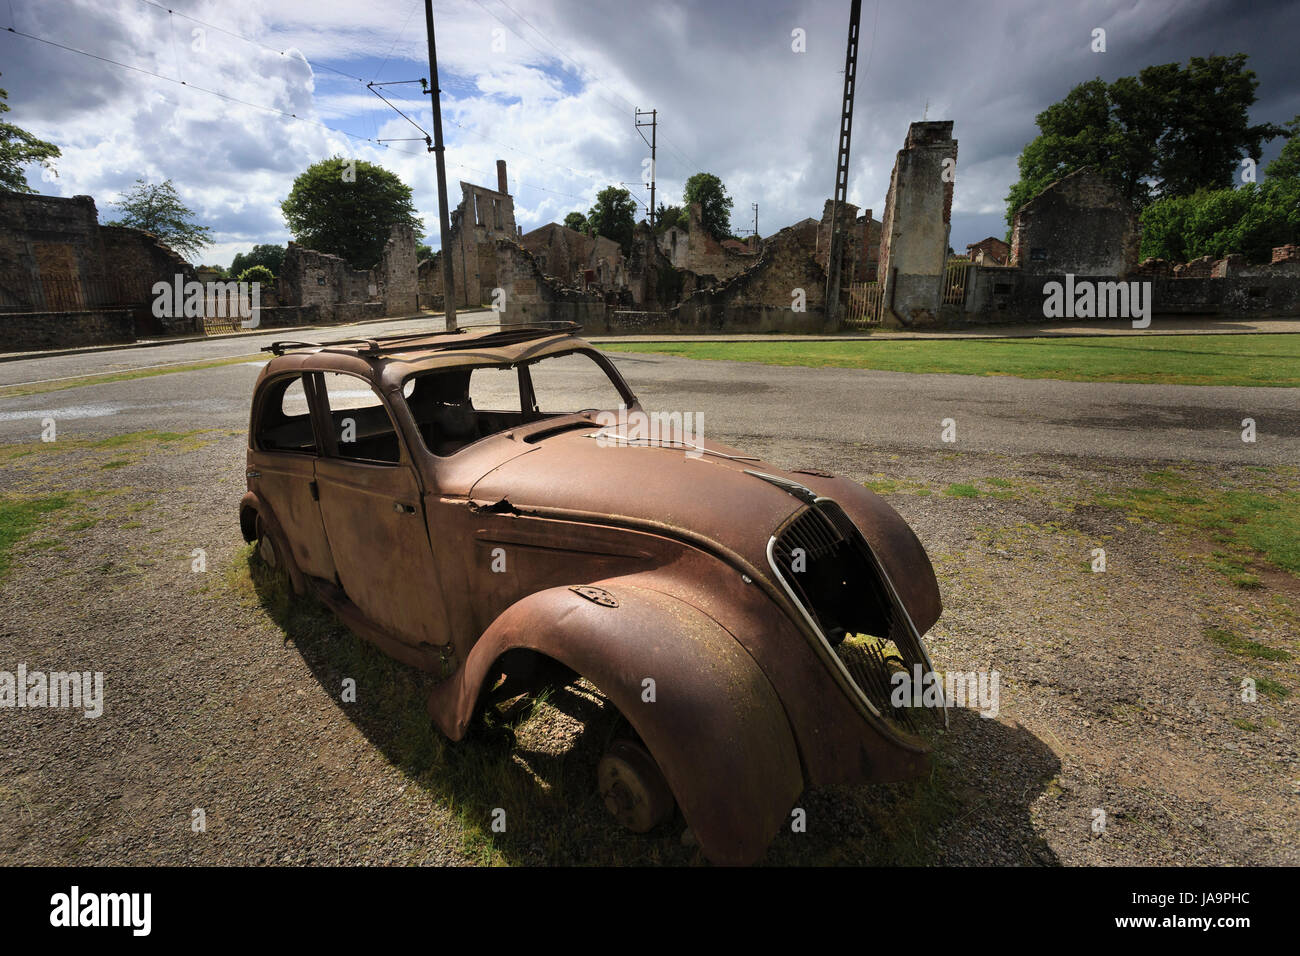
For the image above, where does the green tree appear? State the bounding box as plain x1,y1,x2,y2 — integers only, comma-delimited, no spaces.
1005,54,1282,227
105,178,212,260
586,187,637,253
1265,114,1300,181
563,211,588,232
683,172,733,240
237,264,276,287
0,86,60,193
1139,179,1300,263
653,202,687,233
416,242,433,261
229,243,286,277
280,157,423,269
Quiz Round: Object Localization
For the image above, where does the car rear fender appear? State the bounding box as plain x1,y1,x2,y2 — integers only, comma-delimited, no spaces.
238,490,306,595
426,581,804,865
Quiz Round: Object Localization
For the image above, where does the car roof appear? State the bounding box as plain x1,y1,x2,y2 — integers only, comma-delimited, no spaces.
259,323,597,393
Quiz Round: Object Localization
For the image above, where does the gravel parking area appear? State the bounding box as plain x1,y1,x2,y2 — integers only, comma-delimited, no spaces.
2,413,1295,865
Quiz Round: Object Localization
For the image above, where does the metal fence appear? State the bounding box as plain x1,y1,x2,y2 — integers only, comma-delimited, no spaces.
943,256,971,306
0,275,137,314
845,280,884,327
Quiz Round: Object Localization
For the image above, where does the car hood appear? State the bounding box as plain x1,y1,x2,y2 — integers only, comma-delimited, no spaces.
467,425,811,564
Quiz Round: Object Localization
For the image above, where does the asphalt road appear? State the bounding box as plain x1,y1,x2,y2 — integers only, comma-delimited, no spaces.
0,325,1296,464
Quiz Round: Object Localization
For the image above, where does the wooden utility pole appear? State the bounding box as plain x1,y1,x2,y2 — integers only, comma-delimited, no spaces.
424,0,457,330
825,0,862,325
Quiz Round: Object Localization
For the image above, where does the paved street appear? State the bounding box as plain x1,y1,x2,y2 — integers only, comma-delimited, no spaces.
1,322,1296,464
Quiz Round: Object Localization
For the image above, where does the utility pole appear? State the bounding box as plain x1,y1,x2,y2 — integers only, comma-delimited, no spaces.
635,109,657,228
424,0,457,330
752,202,759,238
825,0,862,325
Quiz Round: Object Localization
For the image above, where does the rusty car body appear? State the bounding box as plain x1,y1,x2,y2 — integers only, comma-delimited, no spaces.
239,323,945,865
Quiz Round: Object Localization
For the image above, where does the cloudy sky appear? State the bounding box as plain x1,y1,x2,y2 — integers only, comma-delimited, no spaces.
3,0,1298,267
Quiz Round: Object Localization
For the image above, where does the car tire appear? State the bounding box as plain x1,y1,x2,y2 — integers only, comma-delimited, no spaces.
596,737,675,833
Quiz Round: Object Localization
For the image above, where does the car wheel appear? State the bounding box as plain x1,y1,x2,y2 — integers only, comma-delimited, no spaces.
254,515,286,578
596,737,675,833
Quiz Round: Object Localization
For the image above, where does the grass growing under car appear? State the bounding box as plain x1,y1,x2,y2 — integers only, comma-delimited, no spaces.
601,334,1300,387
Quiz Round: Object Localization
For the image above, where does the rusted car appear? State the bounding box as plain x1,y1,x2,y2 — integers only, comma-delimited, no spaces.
240,323,944,865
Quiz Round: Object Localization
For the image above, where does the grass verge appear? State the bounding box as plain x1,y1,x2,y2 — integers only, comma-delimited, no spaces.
601,334,1300,387
0,354,262,398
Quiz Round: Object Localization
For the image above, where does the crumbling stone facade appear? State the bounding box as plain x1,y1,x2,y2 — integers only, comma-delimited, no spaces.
278,222,418,322
424,167,519,309
657,225,690,268
876,121,958,326
1009,168,1139,277
675,202,755,280
496,237,610,328
377,223,419,315
0,190,195,337
519,222,624,289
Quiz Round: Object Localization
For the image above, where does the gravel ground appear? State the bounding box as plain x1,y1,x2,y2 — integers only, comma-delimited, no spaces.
1,423,1296,865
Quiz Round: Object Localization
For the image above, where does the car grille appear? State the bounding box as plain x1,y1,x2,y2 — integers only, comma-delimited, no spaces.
769,499,942,732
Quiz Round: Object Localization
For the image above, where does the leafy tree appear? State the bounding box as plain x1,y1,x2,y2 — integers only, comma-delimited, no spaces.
0,86,60,193
683,172,733,240
586,187,637,254
563,211,588,232
1005,54,1282,227
1265,114,1300,181
237,264,276,286
653,202,687,233
1139,179,1300,263
229,244,285,278
105,178,212,260
280,157,423,269
416,242,433,261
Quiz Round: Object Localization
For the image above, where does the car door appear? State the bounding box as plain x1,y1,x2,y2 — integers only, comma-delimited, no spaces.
310,370,450,647
248,372,337,582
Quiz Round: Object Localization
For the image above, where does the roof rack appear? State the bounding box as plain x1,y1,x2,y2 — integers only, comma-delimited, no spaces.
262,321,582,358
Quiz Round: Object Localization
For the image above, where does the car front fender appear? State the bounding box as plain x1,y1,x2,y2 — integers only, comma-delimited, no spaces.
426,580,804,865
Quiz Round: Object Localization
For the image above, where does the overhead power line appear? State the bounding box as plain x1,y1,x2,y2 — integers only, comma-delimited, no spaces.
467,0,702,173
1,25,596,205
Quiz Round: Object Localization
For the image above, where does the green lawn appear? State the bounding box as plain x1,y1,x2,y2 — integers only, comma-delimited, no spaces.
599,334,1300,387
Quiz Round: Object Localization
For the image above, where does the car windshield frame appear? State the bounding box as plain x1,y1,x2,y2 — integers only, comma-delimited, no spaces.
399,346,635,459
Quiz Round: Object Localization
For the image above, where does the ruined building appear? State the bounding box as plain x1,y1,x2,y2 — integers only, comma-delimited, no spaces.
875,120,957,325
0,190,197,349
1009,168,1139,276
277,222,419,325
419,160,519,309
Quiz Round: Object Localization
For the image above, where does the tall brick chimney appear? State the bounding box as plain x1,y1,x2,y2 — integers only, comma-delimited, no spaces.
496,159,508,195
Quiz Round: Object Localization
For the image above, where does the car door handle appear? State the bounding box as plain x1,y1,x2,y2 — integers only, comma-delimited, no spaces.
393,502,417,515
